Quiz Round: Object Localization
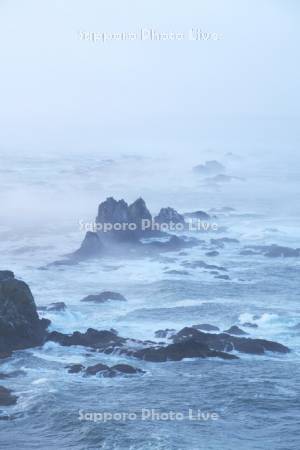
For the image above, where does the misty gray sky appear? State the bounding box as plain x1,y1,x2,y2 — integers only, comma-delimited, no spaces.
0,0,299,156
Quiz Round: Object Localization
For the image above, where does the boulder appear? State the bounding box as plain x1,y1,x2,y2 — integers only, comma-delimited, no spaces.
65,364,85,374
85,363,110,375
80,291,127,303
110,364,144,375
0,273,50,354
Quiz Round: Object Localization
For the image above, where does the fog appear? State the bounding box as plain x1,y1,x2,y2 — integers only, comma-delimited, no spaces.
0,0,299,230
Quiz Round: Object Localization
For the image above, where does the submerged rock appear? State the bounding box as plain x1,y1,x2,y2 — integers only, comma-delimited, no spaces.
0,272,50,354
182,260,227,271
224,326,248,335
155,329,177,339
80,291,127,303
205,251,219,257
65,364,85,374
47,328,125,351
242,322,258,329
0,386,17,406
38,302,67,312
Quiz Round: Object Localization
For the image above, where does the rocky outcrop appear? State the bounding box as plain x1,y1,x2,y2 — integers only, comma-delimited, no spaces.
0,271,50,356
243,244,300,258
71,231,104,260
154,329,176,339
173,327,289,355
80,291,127,303
154,207,185,225
192,324,220,332
128,198,152,231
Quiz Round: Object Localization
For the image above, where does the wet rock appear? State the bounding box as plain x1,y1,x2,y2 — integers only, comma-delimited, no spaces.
154,207,185,225
0,271,14,282
224,326,248,335
110,364,144,375
133,340,238,362
0,386,17,406
38,302,67,312
155,329,177,339
0,274,50,354
80,291,127,303
242,322,258,329
85,363,110,375
205,251,219,257
65,364,85,374
192,324,220,332
47,328,125,352
173,327,289,355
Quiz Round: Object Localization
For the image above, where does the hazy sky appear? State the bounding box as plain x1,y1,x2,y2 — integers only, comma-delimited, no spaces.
0,0,299,156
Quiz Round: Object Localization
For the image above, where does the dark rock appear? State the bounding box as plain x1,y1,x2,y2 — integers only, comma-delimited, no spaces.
85,363,110,375
192,324,220,332
110,364,144,374
173,327,289,355
184,211,210,220
0,271,14,282
155,329,176,339
224,326,248,335
244,245,300,258
0,274,50,354
47,328,125,352
154,207,185,225
65,364,85,374
242,322,258,329
38,302,67,312
80,291,127,303
72,232,104,260
134,340,238,362
205,251,219,257
0,386,17,406
214,275,230,280
210,238,239,247
0,351,12,359
128,197,152,232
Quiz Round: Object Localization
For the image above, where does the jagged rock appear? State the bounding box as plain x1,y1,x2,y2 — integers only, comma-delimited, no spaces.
80,291,127,303
72,232,104,260
0,386,17,406
65,364,85,374
192,324,220,332
224,326,248,335
0,273,50,354
173,327,289,355
128,197,152,231
96,197,131,227
155,329,176,339
242,322,258,329
205,251,219,257
154,207,185,225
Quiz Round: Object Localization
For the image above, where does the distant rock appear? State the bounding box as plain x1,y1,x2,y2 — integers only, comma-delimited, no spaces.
164,270,190,276
80,291,127,303
0,272,50,355
244,244,300,258
154,207,185,225
38,302,66,312
210,238,239,247
192,324,220,332
71,231,104,260
242,322,258,329
65,364,85,374
184,211,210,220
214,275,230,280
128,197,152,232
224,326,248,335
0,386,17,406
155,329,177,339
182,260,227,271
193,160,225,175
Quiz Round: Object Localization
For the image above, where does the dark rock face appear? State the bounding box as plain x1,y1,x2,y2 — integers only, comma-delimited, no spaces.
192,324,220,332
128,198,152,231
0,271,14,282
0,273,50,354
224,326,248,335
97,197,131,227
154,207,185,225
0,386,17,406
173,327,289,355
80,291,127,303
